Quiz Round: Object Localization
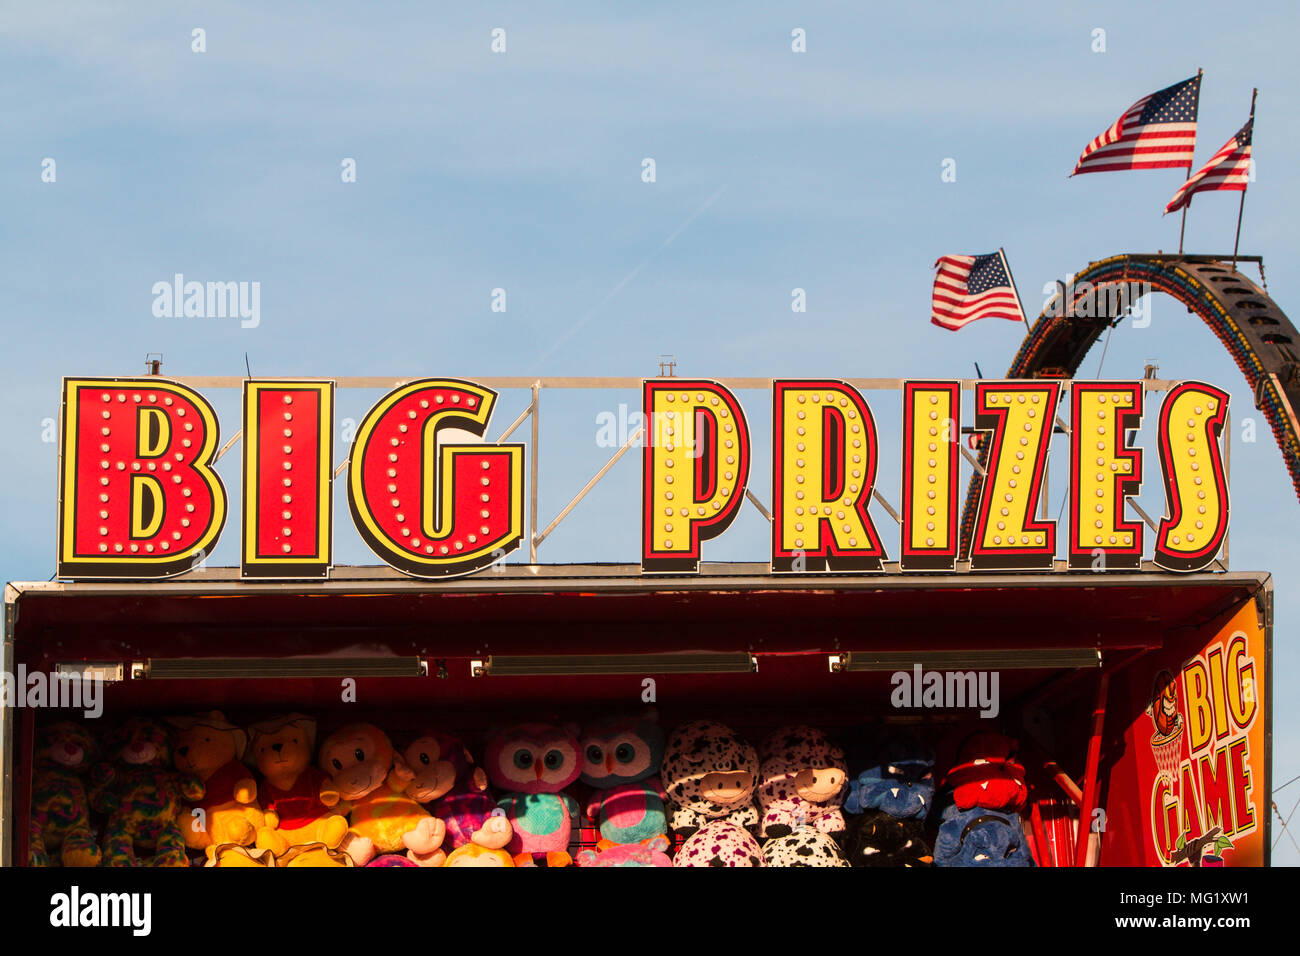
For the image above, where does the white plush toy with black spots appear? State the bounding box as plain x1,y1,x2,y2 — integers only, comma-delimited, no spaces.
673,820,764,867
757,724,848,839
662,720,760,838
761,828,850,867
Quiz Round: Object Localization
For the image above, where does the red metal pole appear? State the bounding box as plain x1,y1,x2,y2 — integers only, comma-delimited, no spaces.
1046,763,1083,806
1030,801,1054,867
1074,672,1110,867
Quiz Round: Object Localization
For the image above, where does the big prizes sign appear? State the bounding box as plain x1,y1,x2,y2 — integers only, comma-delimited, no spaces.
56,376,1230,580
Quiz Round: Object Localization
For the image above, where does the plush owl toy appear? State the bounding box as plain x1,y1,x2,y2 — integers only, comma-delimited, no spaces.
756,725,848,840
579,709,668,847
485,723,583,867
661,720,760,839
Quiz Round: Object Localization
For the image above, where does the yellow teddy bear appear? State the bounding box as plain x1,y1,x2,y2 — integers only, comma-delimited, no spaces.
168,711,266,851
248,714,350,860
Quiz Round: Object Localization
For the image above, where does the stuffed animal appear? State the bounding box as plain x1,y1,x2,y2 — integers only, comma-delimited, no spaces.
846,809,933,867
485,722,583,867
580,709,668,846
248,714,350,858
167,710,266,850
90,717,203,867
444,843,516,867
761,828,851,867
576,835,673,867
402,731,512,852
943,731,1028,812
203,844,275,867
844,739,935,819
365,854,417,867
672,820,764,867
30,721,101,867
662,720,760,839
280,843,353,867
318,723,445,866
933,804,1033,867
757,725,848,839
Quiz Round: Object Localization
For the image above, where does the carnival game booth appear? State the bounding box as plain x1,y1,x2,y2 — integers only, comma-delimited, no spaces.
0,369,1274,867
2,563,1271,868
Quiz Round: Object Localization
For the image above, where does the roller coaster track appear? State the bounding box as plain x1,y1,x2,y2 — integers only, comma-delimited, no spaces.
959,253,1300,554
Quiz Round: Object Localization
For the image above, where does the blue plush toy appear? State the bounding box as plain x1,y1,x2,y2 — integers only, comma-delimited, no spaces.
844,742,935,819
933,804,1034,867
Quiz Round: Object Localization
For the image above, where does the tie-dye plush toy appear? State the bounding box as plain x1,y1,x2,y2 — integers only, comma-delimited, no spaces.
485,723,583,867
580,709,668,847
933,803,1034,867
90,717,203,867
757,725,849,839
30,721,101,867
662,720,760,839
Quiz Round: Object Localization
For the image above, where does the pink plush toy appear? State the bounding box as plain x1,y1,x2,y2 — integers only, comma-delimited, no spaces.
484,723,582,867
401,731,512,853
576,835,673,867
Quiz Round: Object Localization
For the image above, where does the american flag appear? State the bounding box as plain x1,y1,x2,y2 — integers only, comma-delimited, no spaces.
1164,119,1253,214
931,251,1027,331
1072,75,1201,175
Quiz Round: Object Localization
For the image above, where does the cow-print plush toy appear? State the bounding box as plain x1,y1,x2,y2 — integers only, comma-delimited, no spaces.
757,725,848,840
672,820,764,867
846,809,933,867
761,828,850,867
662,721,759,838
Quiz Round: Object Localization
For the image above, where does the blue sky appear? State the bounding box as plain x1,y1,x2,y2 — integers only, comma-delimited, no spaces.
3,1,1298,863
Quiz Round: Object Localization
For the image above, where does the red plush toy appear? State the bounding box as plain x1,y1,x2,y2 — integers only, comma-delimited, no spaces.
943,731,1027,812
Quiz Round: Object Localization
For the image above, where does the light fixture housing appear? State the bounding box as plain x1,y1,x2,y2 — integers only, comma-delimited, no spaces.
54,662,126,683
830,648,1101,672
132,657,428,679
471,652,758,677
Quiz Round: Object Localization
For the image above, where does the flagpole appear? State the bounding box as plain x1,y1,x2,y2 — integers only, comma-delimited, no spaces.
1177,68,1203,256
999,248,1033,335
1232,88,1257,272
